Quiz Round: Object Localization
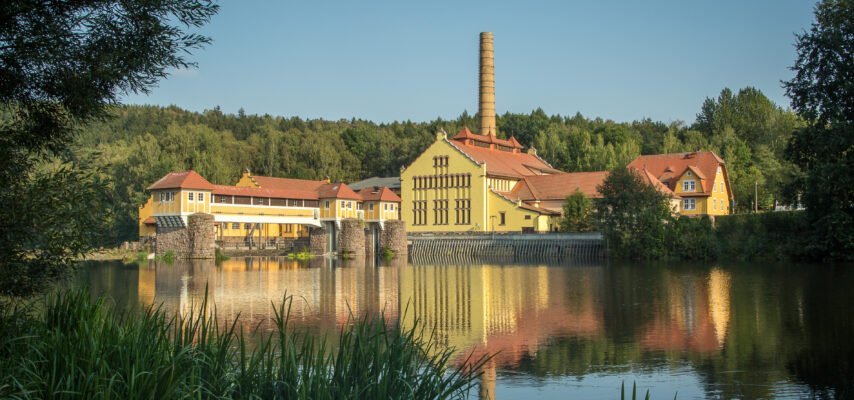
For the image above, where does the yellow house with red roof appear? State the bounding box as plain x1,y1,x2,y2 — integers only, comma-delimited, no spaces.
627,151,733,216
138,170,401,247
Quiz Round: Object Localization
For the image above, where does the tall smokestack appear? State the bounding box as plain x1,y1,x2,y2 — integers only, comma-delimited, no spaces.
479,32,496,136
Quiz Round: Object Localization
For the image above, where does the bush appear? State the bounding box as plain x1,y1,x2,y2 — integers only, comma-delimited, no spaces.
668,216,719,260
715,211,811,260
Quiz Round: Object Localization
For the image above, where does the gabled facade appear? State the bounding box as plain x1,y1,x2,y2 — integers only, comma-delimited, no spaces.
401,129,561,233
627,151,733,216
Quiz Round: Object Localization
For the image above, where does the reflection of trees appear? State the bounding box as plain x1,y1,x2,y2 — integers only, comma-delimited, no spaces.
79,258,854,398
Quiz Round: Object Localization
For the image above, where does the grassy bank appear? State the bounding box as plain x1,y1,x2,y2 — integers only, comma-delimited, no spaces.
0,290,489,399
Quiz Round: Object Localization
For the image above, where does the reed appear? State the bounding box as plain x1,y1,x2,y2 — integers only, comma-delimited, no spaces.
0,289,490,399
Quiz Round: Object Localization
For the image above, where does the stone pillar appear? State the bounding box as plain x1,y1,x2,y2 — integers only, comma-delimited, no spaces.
339,219,365,257
187,213,215,259
309,226,327,255
364,226,376,258
380,220,407,256
155,225,188,257
155,213,214,259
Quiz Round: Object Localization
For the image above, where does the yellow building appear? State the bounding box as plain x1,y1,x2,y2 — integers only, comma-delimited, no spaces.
627,151,734,216
401,128,563,233
139,170,401,246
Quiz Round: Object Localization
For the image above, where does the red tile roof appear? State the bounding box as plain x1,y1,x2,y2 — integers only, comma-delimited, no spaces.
146,171,215,190
638,168,679,198
627,151,728,197
358,186,402,202
317,183,361,200
451,127,523,149
211,185,319,200
508,171,610,200
250,175,326,191
492,190,560,215
142,216,156,224
448,129,559,178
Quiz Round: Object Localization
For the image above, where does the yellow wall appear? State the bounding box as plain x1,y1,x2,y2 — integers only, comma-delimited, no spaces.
673,166,732,216
706,166,730,216
401,134,488,232
674,171,707,216
235,171,259,188
152,189,181,215
180,189,211,214
364,201,399,221
138,196,156,238
487,191,542,232
320,199,359,219
219,222,308,238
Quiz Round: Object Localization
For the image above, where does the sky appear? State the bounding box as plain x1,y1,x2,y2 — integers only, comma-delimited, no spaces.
123,0,817,125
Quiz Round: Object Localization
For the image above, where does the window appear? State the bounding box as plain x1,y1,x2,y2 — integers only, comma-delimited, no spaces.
499,212,506,225
683,199,696,210
720,182,724,192
232,223,239,229
714,199,717,210
383,203,388,211
198,193,204,202
683,180,696,192
687,171,692,176
524,215,531,220
717,166,722,174
244,223,252,229
188,192,194,201
325,200,330,208
369,204,374,211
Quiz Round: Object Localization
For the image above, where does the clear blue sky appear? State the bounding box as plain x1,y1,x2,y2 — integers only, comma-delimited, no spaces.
123,0,817,124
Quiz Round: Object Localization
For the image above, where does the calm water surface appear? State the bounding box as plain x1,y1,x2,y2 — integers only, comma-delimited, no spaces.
75,257,854,399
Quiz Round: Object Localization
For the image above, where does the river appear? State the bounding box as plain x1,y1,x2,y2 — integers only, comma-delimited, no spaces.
74,256,853,399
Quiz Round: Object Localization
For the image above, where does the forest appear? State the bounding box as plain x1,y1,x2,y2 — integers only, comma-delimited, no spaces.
73,86,802,244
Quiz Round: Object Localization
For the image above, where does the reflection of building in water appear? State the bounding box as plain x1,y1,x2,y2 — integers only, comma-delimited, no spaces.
400,264,604,367
640,268,732,352
707,268,731,345
136,257,401,332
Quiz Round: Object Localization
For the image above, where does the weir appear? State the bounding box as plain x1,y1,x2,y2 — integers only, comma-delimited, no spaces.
408,232,604,264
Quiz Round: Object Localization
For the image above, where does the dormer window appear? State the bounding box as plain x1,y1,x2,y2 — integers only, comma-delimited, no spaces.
683,180,696,192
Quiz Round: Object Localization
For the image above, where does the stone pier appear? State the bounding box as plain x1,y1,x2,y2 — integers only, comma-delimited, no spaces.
155,213,215,259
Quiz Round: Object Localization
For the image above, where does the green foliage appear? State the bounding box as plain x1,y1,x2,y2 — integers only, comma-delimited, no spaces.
560,189,593,232
668,216,719,260
0,289,489,399
215,249,230,263
287,250,314,260
715,211,812,260
595,169,673,259
154,250,175,263
381,246,395,260
783,0,854,261
0,0,218,296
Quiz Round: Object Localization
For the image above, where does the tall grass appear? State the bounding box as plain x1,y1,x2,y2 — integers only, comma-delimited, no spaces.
0,290,489,399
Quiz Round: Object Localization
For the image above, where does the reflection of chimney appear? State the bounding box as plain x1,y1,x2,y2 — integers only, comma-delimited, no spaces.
479,32,496,136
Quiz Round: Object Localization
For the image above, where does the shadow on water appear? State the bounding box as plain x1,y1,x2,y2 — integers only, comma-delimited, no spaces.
73,257,854,399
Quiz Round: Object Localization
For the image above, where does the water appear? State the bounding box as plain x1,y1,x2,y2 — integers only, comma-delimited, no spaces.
73,257,854,399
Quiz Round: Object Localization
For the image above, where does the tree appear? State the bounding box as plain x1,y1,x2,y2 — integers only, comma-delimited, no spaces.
559,190,592,232
0,0,218,296
595,168,673,259
783,0,854,260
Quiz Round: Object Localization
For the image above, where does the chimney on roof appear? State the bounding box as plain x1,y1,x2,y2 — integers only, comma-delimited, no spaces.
323,175,330,183
479,32,496,137
527,146,537,156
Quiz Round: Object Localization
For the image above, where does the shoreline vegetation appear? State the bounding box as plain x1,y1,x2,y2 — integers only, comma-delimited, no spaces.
0,289,490,399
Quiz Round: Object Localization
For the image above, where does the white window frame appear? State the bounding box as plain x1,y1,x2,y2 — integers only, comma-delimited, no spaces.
188,192,194,201
683,198,696,210
686,171,692,176
325,200,330,209
720,182,724,192
369,203,374,211
683,180,696,192
714,199,717,210
198,192,204,202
